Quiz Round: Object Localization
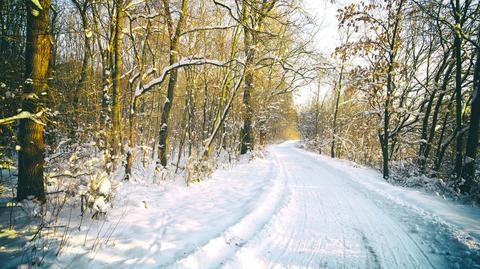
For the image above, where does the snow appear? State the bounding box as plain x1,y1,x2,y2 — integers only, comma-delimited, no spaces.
3,141,479,268
0,111,45,125
98,178,112,196
92,196,109,214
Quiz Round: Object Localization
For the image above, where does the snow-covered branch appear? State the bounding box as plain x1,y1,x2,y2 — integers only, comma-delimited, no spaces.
134,58,231,97
180,25,237,36
124,0,145,10
0,111,45,125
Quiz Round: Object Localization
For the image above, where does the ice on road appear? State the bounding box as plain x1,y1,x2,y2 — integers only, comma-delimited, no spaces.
56,141,480,269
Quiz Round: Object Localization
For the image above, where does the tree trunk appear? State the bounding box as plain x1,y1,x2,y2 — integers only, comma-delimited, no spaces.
125,96,139,179
434,91,456,171
175,90,190,173
157,58,177,168
452,0,464,178
379,0,404,179
331,71,342,158
381,60,394,180
240,28,255,155
462,39,480,192
17,0,52,202
91,2,111,169
331,33,349,159
453,32,464,177
111,0,123,165
48,7,58,69
157,0,188,168
314,82,320,138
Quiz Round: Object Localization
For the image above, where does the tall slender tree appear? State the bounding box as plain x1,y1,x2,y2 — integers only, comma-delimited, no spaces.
451,0,464,178
157,0,188,168
111,0,124,166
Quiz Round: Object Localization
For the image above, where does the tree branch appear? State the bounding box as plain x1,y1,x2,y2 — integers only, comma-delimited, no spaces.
135,58,235,97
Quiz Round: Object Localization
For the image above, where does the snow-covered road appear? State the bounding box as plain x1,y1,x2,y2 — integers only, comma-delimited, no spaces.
55,141,480,269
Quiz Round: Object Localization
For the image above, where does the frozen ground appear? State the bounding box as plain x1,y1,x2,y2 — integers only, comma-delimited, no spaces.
3,141,480,268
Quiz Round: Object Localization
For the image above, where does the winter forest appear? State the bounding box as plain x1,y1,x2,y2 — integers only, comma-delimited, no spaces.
0,0,479,268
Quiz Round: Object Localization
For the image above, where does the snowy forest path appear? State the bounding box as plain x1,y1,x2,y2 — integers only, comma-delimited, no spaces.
55,141,480,269
223,142,435,268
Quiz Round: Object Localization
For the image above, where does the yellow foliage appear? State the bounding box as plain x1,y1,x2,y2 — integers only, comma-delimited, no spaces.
282,127,301,140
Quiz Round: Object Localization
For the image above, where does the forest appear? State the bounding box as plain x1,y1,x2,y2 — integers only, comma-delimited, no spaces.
0,0,479,268
1,0,307,198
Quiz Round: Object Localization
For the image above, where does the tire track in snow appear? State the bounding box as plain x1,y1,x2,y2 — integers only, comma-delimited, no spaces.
301,148,471,268
297,147,436,269
296,145,480,268
170,151,289,269
358,230,381,269
150,158,279,268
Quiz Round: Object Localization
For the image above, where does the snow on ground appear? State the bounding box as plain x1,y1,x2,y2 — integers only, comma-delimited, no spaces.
3,141,480,268
50,151,284,269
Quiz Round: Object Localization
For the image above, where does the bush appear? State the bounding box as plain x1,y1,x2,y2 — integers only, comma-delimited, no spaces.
185,154,214,185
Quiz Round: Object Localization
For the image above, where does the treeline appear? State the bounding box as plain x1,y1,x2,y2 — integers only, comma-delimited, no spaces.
0,0,308,202
298,0,479,198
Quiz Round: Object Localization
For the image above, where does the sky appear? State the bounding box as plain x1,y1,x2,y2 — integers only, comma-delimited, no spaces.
303,0,342,54
293,0,354,106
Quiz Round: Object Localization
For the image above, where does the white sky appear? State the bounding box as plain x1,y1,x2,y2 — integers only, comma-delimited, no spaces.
293,0,354,106
303,0,342,54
